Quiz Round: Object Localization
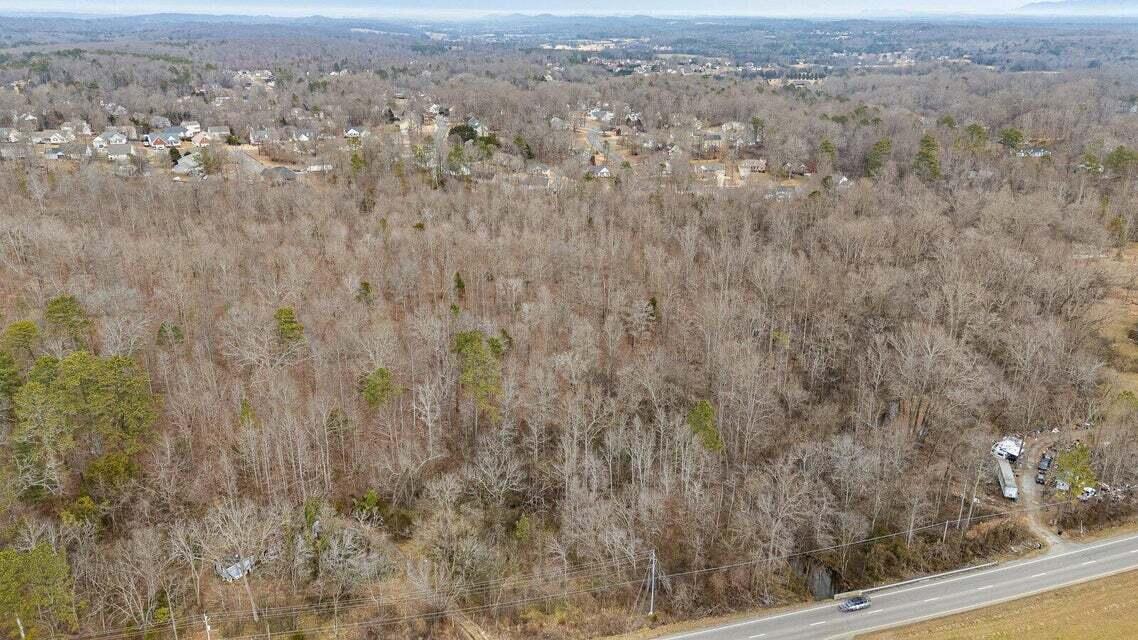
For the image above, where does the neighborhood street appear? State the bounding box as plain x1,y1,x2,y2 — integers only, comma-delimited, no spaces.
658,531,1138,640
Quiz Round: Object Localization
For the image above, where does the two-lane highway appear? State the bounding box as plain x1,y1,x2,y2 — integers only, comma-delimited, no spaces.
660,531,1138,640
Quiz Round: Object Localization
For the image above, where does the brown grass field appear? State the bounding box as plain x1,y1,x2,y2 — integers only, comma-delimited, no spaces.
858,569,1138,640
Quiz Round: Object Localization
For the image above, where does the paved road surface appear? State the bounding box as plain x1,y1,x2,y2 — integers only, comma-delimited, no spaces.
660,531,1138,640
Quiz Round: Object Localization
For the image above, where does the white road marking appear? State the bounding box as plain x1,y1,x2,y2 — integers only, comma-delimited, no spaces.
976,585,994,591
748,635,766,639
657,602,834,639
1082,560,1097,566
850,566,1138,640
809,621,827,627
877,532,1138,599
923,597,940,602
661,533,1138,640
866,610,883,615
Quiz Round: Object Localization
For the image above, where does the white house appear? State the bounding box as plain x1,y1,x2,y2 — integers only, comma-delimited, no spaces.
992,436,1024,462
738,158,767,178
93,131,128,151
31,130,71,145
180,121,202,136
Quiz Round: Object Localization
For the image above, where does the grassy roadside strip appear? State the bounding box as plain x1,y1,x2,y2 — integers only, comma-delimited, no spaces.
856,568,1138,640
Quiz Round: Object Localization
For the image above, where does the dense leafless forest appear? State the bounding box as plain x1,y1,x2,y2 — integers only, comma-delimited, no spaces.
2,12,1138,640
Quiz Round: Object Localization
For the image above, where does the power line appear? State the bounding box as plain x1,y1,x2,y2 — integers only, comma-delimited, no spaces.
220,495,1072,640
70,496,1072,640
71,552,651,640
663,497,1073,582
224,577,649,640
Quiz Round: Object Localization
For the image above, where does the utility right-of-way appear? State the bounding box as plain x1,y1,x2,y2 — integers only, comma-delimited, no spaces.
657,530,1138,640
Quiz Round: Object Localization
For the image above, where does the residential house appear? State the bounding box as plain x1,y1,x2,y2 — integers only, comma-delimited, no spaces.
696,161,727,179
44,147,66,160
738,158,768,178
1016,147,1051,158
145,133,177,149
31,130,72,145
586,165,612,179
150,115,172,130
216,557,254,583
289,128,316,143
587,108,615,124
93,131,128,151
61,142,93,161
700,132,723,153
61,120,92,136
191,132,210,147
106,144,137,162
173,154,203,176
781,161,813,177
343,127,369,140
550,116,570,131
0,128,17,143
206,126,232,141
250,128,276,145
16,113,38,132
104,124,139,141
162,126,189,141
180,121,202,136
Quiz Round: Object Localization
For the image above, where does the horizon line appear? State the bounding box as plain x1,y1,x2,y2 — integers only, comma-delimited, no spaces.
3,8,1138,21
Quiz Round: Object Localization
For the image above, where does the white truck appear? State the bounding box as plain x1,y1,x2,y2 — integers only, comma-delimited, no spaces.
997,457,1018,500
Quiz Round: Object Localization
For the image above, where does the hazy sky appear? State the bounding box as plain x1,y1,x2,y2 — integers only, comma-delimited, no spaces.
0,0,1032,18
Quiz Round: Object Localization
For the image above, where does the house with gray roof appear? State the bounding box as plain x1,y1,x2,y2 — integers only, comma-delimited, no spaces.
106,143,137,162
216,557,254,582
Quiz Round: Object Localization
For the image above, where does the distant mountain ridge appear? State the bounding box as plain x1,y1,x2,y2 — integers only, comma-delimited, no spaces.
1019,0,1138,14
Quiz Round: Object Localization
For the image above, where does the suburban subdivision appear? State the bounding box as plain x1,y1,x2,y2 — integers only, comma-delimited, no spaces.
2,6,1138,640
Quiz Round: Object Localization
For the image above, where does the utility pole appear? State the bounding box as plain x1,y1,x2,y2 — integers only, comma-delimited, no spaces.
203,615,212,640
648,549,657,616
961,461,984,545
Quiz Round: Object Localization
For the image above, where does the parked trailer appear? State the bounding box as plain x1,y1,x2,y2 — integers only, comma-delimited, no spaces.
997,457,1018,500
